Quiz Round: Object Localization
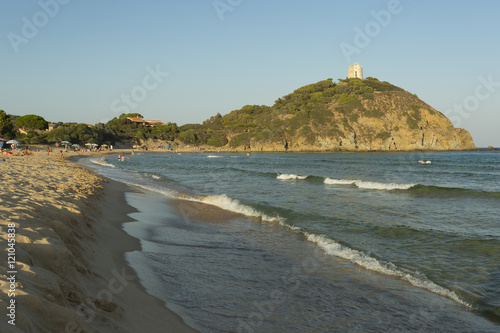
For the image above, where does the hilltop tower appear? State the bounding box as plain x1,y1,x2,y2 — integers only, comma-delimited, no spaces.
348,63,363,79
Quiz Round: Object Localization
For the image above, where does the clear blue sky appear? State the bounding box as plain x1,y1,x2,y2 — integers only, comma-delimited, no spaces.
1,0,499,146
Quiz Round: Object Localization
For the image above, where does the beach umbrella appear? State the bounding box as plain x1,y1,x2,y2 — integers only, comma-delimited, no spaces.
71,144,80,147
6,140,19,145
61,141,70,146
0,137,7,141
101,144,108,147
85,143,97,147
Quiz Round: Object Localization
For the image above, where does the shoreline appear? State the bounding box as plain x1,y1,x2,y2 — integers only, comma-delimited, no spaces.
80,178,198,333
25,143,486,157
0,152,198,332
131,147,483,154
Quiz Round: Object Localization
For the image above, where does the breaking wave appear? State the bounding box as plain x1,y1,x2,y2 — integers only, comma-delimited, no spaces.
277,173,309,180
324,178,416,190
197,194,283,223
90,158,115,168
304,232,473,309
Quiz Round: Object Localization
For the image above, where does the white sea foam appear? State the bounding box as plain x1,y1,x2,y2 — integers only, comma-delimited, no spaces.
90,158,115,168
305,233,473,308
324,178,415,190
355,180,415,190
277,174,308,180
136,183,183,200
324,178,356,185
144,173,162,180
207,155,223,158
197,194,282,223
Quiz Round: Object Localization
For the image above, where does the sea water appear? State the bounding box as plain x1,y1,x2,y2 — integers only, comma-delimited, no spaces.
83,151,500,332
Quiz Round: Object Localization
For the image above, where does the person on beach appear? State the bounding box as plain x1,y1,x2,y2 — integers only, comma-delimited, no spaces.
47,145,50,155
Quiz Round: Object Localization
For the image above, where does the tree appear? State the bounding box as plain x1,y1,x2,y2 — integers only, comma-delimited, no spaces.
25,130,47,144
178,130,196,144
119,113,143,120
93,123,117,144
0,110,15,137
15,114,48,130
46,123,97,144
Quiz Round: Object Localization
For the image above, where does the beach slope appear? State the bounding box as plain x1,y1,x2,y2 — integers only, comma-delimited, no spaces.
0,152,197,332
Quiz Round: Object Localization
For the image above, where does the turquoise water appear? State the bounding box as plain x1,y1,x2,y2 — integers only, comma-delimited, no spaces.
83,151,500,332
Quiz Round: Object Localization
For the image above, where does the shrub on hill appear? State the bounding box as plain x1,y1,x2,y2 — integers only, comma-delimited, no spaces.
0,110,15,138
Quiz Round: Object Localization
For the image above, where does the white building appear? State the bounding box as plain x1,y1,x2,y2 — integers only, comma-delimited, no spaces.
348,63,363,79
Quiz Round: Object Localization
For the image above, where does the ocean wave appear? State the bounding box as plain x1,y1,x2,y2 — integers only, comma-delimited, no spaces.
305,232,473,309
123,182,181,199
408,185,500,199
324,178,416,190
86,156,283,223
277,173,308,180
207,155,223,158
197,194,283,223
142,172,162,180
324,178,357,185
90,158,115,168
323,177,500,197
355,180,416,190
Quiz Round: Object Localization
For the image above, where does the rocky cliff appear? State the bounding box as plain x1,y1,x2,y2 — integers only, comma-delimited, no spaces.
178,78,476,152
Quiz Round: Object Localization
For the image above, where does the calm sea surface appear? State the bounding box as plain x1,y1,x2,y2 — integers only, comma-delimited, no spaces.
83,151,500,332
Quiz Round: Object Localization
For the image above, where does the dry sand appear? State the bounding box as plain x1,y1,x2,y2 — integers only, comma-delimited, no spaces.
0,151,198,332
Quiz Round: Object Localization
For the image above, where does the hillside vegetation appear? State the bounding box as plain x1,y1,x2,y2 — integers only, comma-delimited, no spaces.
179,77,474,151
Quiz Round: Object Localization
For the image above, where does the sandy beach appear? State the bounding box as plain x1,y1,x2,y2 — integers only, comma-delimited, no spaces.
0,151,197,332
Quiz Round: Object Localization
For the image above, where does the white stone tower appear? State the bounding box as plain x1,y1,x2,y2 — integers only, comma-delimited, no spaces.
348,63,363,79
